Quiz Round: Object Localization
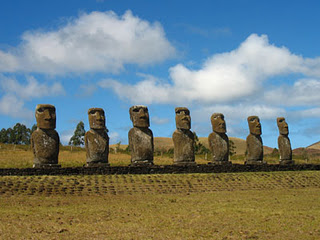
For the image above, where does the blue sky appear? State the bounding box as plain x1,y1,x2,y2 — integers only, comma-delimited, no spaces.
1,0,320,149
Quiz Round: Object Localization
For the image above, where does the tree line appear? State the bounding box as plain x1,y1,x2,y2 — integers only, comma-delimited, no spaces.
0,123,37,145
0,121,86,146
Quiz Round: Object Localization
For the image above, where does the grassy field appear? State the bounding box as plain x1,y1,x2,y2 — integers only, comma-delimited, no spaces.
1,171,320,239
1,144,320,239
0,145,319,169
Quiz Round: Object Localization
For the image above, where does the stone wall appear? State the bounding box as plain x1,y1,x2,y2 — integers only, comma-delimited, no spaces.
0,164,320,176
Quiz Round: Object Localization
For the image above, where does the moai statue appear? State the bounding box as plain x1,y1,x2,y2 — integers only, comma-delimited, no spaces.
245,116,265,164
172,107,196,166
128,105,154,166
31,104,60,168
208,113,231,165
277,117,293,165
85,108,109,167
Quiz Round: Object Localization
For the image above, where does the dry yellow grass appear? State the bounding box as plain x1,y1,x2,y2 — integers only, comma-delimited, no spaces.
1,146,320,168
0,148,210,168
0,173,320,239
308,141,320,150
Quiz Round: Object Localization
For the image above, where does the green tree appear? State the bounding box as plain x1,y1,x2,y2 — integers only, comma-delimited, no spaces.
69,121,86,146
193,131,209,154
0,128,8,143
6,128,14,144
30,124,37,133
12,123,31,144
0,123,33,145
271,148,279,158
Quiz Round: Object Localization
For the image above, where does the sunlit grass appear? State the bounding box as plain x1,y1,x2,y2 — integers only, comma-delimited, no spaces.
0,182,319,239
0,143,319,168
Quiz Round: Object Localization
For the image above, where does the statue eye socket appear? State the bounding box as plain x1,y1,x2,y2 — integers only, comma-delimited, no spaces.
133,108,139,112
89,110,96,115
37,108,44,113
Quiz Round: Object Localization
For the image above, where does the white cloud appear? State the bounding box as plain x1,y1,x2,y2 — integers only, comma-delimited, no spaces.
0,75,65,118
0,76,65,99
60,129,74,145
294,108,320,118
109,131,125,145
104,34,320,104
0,10,175,75
193,104,286,123
98,76,173,104
264,78,320,106
0,94,33,119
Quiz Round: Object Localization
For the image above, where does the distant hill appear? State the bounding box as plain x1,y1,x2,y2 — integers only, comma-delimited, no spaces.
111,136,273,155
290,141,320,157
293,147,320,156
307,141,320,150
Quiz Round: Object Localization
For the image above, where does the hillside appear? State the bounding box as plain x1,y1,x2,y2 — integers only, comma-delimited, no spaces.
307,141,320,150
199,137,273,155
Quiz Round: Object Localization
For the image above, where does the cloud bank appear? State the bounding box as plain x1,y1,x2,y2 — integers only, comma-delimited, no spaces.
0,10,175,74
103,34,320,105
0,75,65,118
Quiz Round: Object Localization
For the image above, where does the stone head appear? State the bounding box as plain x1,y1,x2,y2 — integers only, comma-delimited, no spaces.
247,116,261,136
277,117,289,135
88,108,106,130
175,107,191,130
129,105,150,128
211,113,226,133
35,104,56,130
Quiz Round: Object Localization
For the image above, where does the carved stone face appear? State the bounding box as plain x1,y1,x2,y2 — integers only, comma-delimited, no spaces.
175,107,191,130
35,104,56,129
88,108,106,130
129,105,150,128
277,117,289,135
211,113,226,133
247,116,261,136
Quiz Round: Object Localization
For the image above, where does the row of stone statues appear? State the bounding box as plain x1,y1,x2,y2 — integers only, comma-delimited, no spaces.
30,104,293,168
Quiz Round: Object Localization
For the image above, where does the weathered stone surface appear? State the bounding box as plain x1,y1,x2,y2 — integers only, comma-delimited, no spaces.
173,107,195,165
246,116,264,164
128,105,153,165
277,117,293,164
85,108,109,166
208,113,230,164
31,104,60,167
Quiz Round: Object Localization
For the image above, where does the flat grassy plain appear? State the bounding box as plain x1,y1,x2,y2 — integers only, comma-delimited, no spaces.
1,145,320,239
0,143,319,168
1,172,320,239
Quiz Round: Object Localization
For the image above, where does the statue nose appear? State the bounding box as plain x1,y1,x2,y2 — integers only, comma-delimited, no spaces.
44,110,52,119
139,109,146,117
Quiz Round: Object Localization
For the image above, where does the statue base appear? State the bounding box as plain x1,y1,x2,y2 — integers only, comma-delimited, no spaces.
86,162,110,167
244,160,267,165
208,161,232,166
173,161,197,166
279,159,294,165
130,160,154,167
33,164,61,168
